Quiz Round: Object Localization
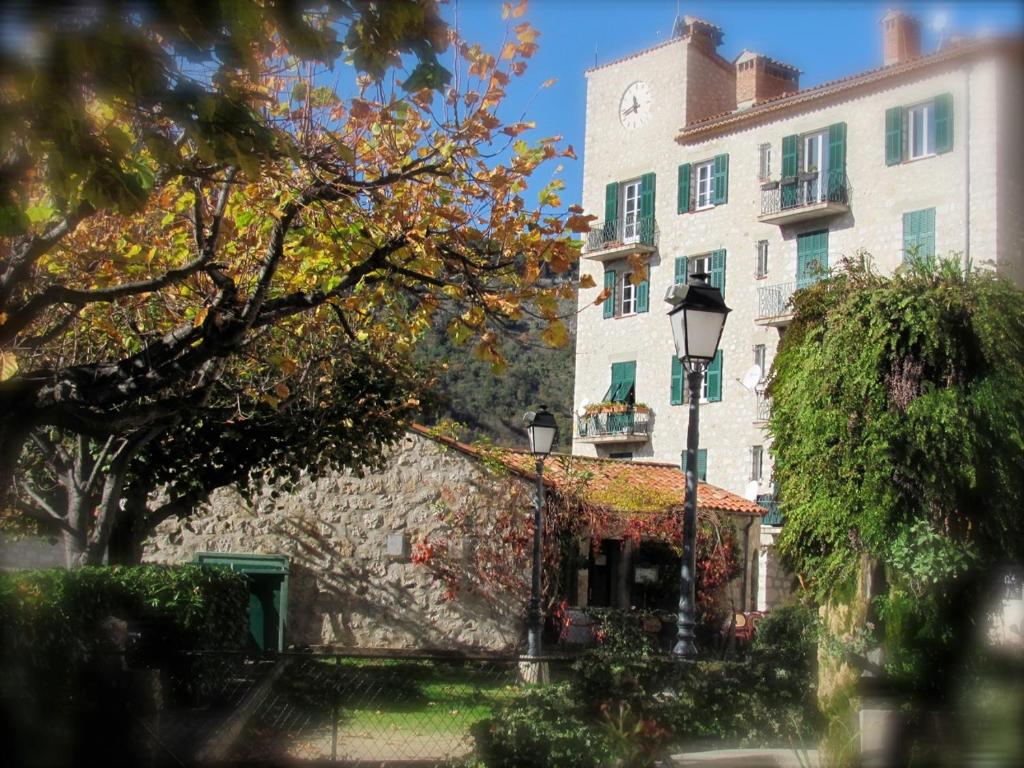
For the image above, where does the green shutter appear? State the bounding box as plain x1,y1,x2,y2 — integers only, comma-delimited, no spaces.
828,122,847,173
675,256,688,285
827,123,847,199
670,356,683,405
685,449,708,482
604,182,619,227
781,135,798,178
636,276,649,313
677,164,691,213
609,361,636,403
603,269,616,319
797,230,829,286
903,208,936,263
706,350,722,402
712,154,729,205
934,93,953,154
639,172,656,243
709,249,726,297
886,107,903,166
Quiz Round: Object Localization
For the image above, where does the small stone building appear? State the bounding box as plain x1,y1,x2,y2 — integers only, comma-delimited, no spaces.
145,426,765,651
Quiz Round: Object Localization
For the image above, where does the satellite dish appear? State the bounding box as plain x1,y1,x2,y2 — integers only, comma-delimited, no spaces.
744,481,760,502
576,399,590,418
741,365,763,391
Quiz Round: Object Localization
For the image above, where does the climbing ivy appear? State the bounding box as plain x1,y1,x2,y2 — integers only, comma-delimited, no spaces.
769,254,1024,687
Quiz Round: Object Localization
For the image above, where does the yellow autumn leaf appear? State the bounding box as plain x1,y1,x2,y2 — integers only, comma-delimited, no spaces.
541,320,569,348
0,352,18,382
579,273,596,289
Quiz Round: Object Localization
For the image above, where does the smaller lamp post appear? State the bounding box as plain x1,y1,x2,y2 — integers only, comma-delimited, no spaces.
523,405,557,657
665,273,731,658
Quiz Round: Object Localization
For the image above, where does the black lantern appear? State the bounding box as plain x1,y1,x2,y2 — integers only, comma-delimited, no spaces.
666,273,732,368
524,406,558,456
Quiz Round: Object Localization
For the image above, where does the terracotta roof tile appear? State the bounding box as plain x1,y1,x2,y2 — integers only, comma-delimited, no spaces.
677,36,1020,142
410,425,764,517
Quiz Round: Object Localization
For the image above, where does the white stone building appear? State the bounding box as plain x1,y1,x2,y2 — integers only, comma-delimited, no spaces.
571,13,1024,611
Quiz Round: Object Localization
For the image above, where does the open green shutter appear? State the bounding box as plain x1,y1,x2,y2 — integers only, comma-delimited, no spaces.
603,269,616,319
934,93,953,154
828,122,847,173
697,449,708,482
707,351,722,402
885,107,903,165
675,256,688,285
604,182,619,226
677,164,691,213
636,276,649,313
781,135,798,178
712,154,729,205
670,356,683,405
610,361,636,403
709,249,726,297
797,230,829,286
640,172,656,243
828,123,847,199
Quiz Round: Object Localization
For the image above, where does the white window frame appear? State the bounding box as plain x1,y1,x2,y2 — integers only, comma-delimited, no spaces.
755,240,769,278
621,180,641,243
802,129,828,203
695,160,714,210
758,143,772,183
621,272,637,315
907,101,936,160
688,254,711,277
750,445,764,482
700,374,710,403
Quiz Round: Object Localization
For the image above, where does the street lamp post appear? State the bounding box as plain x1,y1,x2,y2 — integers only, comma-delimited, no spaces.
665,273,731,658
523,405,557,658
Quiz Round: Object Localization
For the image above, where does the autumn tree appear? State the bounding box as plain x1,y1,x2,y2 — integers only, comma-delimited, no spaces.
0,0,589,564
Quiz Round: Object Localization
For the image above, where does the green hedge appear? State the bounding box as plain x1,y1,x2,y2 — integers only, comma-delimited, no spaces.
0,564,249,664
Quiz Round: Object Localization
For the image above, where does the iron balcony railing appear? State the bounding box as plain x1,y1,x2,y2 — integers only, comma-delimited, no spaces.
757,493,784,526
756,274,828,319
585,215,657,252
755,389,771,422
760,170,851,216
577,409,651,439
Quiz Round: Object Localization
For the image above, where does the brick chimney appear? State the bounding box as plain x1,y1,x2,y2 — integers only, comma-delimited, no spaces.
882,10,922,67
681,15,724,56
735,51,801,109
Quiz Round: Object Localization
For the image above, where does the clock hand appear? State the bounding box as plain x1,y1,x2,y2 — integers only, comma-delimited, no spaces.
622,103,638,116
632,96,640,111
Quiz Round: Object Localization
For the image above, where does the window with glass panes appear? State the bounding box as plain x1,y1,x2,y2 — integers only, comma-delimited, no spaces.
695,160,714,209
750,445,764,482
755,240,768,278
758,143,771,182
621,272,636,315
753,344,766,381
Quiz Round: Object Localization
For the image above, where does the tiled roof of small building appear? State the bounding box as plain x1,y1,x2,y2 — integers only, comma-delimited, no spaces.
410,425,764,517
677,36,1020,142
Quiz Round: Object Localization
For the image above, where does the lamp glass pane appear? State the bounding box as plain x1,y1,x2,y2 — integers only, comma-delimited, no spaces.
529,425,556,455
684,308,727,360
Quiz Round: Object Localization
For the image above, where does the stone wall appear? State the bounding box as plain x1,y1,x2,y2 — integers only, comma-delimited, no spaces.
144,432,529,651
757,525,794,612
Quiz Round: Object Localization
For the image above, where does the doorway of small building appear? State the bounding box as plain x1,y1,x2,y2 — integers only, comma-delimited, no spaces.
195,553,289,651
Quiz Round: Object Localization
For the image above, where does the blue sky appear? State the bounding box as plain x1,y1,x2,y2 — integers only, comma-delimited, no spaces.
442,0,1023,213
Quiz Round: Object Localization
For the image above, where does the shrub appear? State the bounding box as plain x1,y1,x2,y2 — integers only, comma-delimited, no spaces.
0,564,249,667
751,602,819,671
472,683,616,768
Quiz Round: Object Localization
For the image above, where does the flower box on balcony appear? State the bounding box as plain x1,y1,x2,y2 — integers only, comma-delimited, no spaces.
584,402,650,415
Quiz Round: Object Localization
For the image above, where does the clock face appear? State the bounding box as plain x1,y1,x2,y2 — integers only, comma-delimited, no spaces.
619,81,652,129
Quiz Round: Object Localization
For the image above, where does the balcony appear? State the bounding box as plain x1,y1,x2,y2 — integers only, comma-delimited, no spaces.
576,407,652,445
756,280,797,325
757,493,784,526
754,390,771,424
758,171,851,226
583,216,658,262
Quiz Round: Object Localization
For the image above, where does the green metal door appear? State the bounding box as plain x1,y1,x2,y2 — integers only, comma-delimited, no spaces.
196,553,289,651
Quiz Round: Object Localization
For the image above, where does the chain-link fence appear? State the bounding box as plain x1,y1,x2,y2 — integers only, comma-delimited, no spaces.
10,649,573,767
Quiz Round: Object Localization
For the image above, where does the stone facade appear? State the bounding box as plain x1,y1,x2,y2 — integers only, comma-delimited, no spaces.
756,525,794,612
145,432,529,651
573,16,1022,613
